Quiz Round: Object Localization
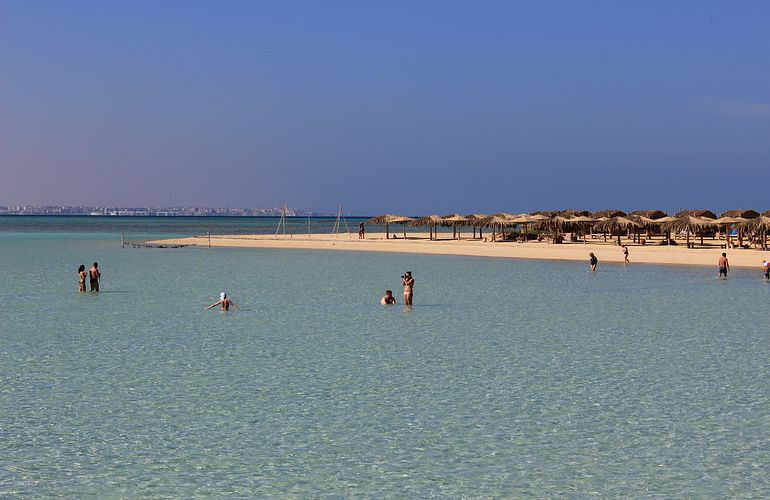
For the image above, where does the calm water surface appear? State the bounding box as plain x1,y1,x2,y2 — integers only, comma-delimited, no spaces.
0,221,768,497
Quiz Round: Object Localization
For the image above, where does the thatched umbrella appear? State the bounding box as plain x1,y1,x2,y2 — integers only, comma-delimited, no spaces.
630,210,668,220
662,216,715,248
367,214,413,239
557,209,591,218
465,213,487,239
675,209,718,219
738,215,770,250
412,215,444,240
480,215,515,241
441,213,470,239
713,216,747,248
592,209,627,219
720,209,759,219
594,216,641,245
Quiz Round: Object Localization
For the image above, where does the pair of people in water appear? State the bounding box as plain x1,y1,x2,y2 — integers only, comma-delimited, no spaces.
381,271,414,305
77,262,101,292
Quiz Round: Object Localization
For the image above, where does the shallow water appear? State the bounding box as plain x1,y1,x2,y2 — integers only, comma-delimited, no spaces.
0,226,768,497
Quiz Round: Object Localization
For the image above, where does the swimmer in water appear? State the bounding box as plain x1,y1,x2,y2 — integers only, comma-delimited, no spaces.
380,289,396,305
589,252,598,272
762,260,769,280
88,262,101,291
77,264,87,292
402,271,414,305
206,292,239,311
718,253,729,279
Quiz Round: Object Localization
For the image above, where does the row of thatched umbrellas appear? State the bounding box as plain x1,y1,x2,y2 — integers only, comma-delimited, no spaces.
367,209,770,249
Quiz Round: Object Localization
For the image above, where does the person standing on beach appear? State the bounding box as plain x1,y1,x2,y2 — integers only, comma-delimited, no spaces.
402,271,414,305
381,290,396,305
88,262,101,291
359,222,366,239
77,264,87,292
718,253,729,278
763,260,770,280
622,245,629,264
589,253,598,272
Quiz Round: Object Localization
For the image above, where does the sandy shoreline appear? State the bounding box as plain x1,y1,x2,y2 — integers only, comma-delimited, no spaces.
147,232,770,270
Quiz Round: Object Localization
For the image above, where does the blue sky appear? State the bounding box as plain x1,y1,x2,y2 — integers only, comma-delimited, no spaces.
1,1,769,214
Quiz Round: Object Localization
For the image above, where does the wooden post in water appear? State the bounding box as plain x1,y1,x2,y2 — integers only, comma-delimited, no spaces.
208,231,211,248
121,232,125,248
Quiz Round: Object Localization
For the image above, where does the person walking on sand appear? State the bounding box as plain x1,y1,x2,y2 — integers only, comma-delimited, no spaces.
589,252,598,272
762,260,769,280
88,262,101,292
77,264,87,292
402,271,414,305
622,245,629,264
380,289,396,305
206,292,238,311
718,253,729,279
359,222,366,239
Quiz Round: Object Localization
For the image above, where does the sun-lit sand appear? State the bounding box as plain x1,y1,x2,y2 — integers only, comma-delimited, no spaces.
149,231,770,269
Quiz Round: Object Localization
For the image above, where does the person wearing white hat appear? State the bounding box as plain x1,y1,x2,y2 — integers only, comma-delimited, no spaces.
206,292,239,311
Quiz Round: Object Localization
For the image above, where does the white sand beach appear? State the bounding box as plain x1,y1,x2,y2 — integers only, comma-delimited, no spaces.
149,232,769,269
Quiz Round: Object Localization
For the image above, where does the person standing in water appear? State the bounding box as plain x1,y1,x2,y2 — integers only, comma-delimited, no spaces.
88,262,101,292
402,271,414,305
77,265,87,292
380,290,396,305
718,253,729,279
622,245,629,264
763,260,770,280
207,292,239,311
589,253,598,272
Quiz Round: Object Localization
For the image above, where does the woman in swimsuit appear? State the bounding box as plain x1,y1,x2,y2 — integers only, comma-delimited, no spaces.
402,271,414,305
77,264,87,292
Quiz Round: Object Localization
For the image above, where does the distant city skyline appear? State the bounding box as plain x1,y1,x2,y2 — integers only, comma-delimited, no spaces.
2,1,769,214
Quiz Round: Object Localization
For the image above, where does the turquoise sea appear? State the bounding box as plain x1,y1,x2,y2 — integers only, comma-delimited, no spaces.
1,217,768,497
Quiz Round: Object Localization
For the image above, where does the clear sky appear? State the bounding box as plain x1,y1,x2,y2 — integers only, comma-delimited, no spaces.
1,1,769,215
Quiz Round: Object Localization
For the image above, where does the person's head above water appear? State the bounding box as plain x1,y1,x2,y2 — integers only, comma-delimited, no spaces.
78,264,85,273
93,262,98,268
220,292,226,300
385,290,393,296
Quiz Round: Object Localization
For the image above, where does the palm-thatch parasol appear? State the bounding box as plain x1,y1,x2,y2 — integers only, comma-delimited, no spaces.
737,215,770,250
441,213,470,239
720,209,759,219
662,216,715,247
592,209,627,219
629,210,668,220
593,216,641,245
366,214,414,239
412,215,444,240
713,216,748,248
557,209,591,218
675,209,718,219
465,213,487,239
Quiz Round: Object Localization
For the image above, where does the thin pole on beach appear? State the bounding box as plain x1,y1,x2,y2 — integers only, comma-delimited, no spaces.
307,213,311,240
208,231,211,248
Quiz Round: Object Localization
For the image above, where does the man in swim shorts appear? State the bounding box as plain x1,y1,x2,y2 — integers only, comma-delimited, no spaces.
88,262,101,291
207,292,239,311
718,253,729,278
